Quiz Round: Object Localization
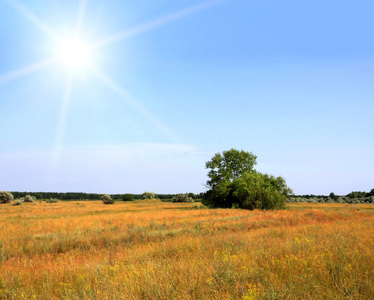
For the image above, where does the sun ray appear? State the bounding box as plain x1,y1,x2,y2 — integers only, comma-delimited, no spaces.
4,0,58,40
0,58,57,84
88,65,180,142
76,0,88,35
94,0,225,48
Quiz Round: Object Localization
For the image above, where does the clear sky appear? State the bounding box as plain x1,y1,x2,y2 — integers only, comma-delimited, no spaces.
0,0,373,195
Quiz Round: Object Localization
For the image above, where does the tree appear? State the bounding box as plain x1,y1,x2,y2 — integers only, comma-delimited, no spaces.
205,149,257,189
347,191,366,199
0,191,13,203
122,194,134,201
203,179,233,208
203,149,292,210
188,192,197,199
329,192,337,200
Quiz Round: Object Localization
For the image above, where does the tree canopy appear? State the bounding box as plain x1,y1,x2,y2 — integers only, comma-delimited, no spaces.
205,148,257,189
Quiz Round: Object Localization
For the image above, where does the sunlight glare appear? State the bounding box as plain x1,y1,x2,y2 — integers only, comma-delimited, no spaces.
57,37,91,69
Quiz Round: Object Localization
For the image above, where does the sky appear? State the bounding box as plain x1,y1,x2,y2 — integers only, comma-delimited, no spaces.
0,0,373,195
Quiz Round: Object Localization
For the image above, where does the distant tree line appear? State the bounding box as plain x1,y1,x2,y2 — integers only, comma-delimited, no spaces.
7,188,373,204
9,191,205,201
289,189,374,204
291,189,373,200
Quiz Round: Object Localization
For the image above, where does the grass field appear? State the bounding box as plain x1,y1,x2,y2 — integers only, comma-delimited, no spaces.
0,200,373,299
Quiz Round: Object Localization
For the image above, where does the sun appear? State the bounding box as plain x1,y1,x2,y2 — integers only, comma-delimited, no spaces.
56,37,91,69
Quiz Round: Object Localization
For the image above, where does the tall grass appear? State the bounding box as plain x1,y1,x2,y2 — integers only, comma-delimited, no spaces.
0,200,373,299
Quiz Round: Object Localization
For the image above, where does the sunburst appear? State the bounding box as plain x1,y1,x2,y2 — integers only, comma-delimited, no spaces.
1,0,225,178
56,37,92,69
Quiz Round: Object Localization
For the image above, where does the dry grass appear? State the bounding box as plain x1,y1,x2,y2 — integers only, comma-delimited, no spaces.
0,200,373,299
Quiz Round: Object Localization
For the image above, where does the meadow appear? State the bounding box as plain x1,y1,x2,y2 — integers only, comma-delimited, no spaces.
0,200,373,299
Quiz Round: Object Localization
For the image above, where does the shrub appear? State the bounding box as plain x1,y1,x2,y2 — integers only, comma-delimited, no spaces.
172,193,194,203
203,172,292,210
13,199,23,206
122,194,134,201
233,172,292,210
142,191,156,200
101,194,114,204
192,204,208,209
0,191,13,203
45,198,59,203
22,195,35,203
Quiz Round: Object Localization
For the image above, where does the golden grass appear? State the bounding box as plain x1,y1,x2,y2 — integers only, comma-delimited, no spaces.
0,200,373,299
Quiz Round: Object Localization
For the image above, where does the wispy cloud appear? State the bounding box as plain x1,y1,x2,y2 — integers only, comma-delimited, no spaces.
0,143,211,193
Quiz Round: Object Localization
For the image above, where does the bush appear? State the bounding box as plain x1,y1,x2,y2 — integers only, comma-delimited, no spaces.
192,204,208,209
13,199,23,206
45,198,59,203
0,191,13,203
122,194,134,201
235,172,292,209
22,195,35,203
101,194,114,204
142,191,156,200
203,172,292,210
172,193,194,203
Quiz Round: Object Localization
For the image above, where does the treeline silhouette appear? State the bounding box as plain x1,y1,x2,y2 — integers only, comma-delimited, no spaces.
10,191,204,201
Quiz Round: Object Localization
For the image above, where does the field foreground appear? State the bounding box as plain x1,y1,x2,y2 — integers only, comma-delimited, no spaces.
0,201,373,299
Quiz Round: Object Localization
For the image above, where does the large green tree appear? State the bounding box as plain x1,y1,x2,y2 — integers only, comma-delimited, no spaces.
205,148,257,189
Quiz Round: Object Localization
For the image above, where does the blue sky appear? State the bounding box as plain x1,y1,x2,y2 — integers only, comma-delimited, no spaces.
0,0,373,195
